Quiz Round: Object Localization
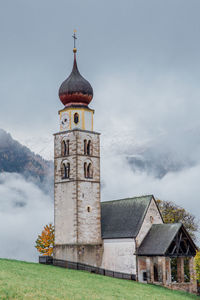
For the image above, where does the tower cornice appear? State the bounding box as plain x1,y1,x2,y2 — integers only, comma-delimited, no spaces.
53,128,101,136
58,106,94,115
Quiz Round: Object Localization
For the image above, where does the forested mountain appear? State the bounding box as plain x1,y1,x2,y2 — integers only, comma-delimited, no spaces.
0,129,53,194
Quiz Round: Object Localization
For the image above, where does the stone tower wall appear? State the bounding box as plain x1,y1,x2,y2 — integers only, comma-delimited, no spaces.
54,129,102,265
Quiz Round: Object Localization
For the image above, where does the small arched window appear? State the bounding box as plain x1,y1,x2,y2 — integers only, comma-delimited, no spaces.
66,140,69,155
61,140,69,156
84,162,87,178
87,163,93,178
74,113,79,124
84,162,93,179
61,140,66,156
62,162,70,179
84,140,92,156
150,216,154,223
84,140,87,155
87,140,91,155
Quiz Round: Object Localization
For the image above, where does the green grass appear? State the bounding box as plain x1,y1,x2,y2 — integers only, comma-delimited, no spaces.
0,259,199,300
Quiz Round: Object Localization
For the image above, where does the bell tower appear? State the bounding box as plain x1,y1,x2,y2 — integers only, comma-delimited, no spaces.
54,32,102,266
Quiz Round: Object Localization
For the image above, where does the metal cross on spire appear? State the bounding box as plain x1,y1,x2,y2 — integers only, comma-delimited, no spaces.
72,30,77,49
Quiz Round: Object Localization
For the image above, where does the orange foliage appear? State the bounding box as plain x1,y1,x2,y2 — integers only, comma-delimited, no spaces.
35,224,54,256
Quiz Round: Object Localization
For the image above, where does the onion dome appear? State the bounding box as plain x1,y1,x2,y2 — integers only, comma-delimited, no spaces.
59,48,93,107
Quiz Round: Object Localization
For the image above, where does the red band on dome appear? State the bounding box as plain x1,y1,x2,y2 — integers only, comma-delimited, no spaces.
59,93,92,107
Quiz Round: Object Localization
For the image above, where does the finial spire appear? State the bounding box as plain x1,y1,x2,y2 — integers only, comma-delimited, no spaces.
59,30,93,107
72,30,77,53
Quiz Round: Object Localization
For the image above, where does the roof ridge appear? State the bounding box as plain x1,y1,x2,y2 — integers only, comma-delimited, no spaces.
152,223,182,227
101,194,153,204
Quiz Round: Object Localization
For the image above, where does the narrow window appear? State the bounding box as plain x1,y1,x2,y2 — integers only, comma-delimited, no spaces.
84,140,87,155
74,113,79,124
87,206,91,212
87,140,91,155
66,163,70,178
66,140,69,155
61,140,66,156
62,140,69,156
84,162,87,178
62,162,70,179
64,141,67,155
61,163,64,178
87,163,93,178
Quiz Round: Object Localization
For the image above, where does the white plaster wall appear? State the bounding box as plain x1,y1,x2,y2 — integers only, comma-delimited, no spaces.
84,110,93,131
101,239,136,274
136,198,163,247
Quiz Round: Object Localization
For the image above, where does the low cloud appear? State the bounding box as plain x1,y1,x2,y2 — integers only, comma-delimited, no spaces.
0,172,53,262
97,74,200,243
4,72,200,260
101,153,200,243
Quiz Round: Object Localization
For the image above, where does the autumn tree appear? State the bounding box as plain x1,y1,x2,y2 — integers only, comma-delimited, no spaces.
156,199,198,241
35,223,55,256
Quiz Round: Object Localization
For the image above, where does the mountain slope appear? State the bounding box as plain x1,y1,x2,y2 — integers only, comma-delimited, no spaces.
0,129,53,194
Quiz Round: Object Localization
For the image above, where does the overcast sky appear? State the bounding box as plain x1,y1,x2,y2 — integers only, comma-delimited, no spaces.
0,0,200,260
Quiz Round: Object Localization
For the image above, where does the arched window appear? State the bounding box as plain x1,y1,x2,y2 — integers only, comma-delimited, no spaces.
87,140,91,155
62,162,70,179
84,140,92,156
84,140,87,155
84,162,87,178
61,140,66,156
84,162,93,179
87,163,93,178
74,113,79,124
66,140,69,155
61,140,69,156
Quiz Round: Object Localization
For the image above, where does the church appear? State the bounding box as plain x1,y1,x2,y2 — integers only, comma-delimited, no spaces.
52,34,197,294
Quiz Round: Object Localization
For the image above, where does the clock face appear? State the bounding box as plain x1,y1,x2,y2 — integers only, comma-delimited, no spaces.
60,112,70,130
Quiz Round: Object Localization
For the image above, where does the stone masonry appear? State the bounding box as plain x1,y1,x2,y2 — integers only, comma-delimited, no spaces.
54,129,103,266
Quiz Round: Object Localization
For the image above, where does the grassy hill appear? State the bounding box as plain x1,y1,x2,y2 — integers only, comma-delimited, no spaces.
0,259,199,300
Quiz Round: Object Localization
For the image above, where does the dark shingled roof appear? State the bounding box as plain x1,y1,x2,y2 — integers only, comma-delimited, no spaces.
59,58,93,97
137,223,182,256
101,195,153,239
